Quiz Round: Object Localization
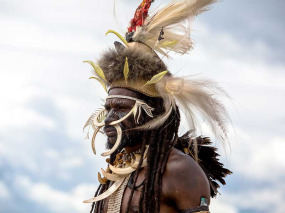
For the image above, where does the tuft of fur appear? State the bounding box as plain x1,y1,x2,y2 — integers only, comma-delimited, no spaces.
97,47,168,84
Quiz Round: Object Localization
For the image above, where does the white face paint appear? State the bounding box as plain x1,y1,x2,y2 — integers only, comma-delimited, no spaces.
90,95,154,157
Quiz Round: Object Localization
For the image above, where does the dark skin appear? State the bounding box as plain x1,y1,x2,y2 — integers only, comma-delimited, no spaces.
103,88,210,212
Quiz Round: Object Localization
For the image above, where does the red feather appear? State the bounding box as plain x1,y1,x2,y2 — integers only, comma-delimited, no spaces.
128,0,154,33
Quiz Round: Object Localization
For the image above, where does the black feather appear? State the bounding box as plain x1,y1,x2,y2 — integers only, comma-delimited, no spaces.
175,132,232,197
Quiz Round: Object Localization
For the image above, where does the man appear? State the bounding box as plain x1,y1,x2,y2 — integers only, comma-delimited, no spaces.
83,0,231,212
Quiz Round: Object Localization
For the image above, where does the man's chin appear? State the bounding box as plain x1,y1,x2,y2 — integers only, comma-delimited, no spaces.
106,137,119,149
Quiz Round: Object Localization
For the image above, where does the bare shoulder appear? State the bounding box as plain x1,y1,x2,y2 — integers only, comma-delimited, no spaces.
162,148,210,210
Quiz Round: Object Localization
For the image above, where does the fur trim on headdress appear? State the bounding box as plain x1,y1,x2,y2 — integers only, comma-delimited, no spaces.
97,44,168,84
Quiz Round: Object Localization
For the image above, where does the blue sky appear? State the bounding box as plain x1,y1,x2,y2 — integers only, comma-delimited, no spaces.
0,0,284,212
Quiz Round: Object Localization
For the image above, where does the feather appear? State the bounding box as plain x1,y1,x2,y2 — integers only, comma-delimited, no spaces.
143,71,168,87
132,0,217,56
123,57,129,83
156,76,230,143
141,103,154,118
84,61,107,81
105,29,129,46
84,130,90,140
134,97,174,130
89,77,108,93
175,134,232,197
161,40,178,47
83,112,97,131
83,109,103,131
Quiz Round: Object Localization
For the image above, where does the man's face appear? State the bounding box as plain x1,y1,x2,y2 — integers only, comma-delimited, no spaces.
103,88,145,149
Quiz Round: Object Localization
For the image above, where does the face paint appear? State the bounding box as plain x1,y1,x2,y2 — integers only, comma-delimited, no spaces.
87,95,154,157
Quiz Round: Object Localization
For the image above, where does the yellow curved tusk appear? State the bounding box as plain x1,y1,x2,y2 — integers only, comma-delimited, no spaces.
101,168,128,181
109,163,136,175
101,125,122,157
91,127,102,155
105,29,129,46
83,179,125,203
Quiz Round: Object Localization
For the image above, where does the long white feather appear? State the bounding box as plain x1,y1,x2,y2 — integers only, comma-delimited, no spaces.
156,76,230,143
133,0,217,56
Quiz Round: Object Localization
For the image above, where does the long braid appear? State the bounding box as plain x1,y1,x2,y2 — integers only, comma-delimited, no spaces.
149,131,162,211
90,98,181,213
144,106,181,212
138,175,146,212
90,184,102,213
142,130,158,210
125,132,149,213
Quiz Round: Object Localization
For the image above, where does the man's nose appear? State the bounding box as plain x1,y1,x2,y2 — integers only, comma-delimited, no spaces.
104,109,119,125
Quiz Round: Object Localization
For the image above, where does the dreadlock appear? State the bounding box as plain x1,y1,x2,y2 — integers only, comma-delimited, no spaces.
91,94,231,213
91,95,180,213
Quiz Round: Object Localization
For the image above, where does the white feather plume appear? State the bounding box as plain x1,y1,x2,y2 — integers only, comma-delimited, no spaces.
156,76,230,142
132,0,217,56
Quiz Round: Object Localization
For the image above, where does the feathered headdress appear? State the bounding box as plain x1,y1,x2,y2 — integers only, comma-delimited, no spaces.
127,0,217,56
83,0,231,204
85,0,228,144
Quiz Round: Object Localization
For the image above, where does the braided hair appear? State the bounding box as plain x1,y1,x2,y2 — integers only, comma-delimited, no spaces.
90,96,181,213
90,94,231,212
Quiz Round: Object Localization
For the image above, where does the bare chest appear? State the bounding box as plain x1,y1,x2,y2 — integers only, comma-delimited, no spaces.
102,169,176,213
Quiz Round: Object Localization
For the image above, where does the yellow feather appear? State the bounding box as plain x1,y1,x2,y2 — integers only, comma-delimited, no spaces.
89,77,107,93
124,57,129,84
161,40,178,47
105,29,129,46
143,71,168,87
84,61,107,81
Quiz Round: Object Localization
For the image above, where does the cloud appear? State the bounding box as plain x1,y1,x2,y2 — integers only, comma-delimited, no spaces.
13,175,96,213
211,197,239,213
0,0,284,212
0,180,11,199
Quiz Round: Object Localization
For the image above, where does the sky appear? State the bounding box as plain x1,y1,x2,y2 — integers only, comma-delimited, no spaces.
0,0,284,212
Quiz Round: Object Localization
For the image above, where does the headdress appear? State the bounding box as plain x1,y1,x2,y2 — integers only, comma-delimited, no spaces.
83,0,230,205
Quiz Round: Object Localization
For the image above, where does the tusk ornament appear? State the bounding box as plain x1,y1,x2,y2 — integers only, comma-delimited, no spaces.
83,179,125,203
101,124,122,157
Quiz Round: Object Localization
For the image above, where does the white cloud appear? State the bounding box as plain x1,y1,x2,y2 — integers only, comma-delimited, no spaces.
0,0,284,212
0,180,11,199
214,185,285,213
14,175,96,213
211,197,238,213
230,133,285,181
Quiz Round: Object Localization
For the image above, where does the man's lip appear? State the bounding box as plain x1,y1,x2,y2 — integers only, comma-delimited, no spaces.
104,126,117,137
105,130,117,137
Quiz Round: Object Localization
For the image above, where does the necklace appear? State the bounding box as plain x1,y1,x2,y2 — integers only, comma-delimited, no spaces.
113,148,144,168
127,172,145,189
83,146,148,204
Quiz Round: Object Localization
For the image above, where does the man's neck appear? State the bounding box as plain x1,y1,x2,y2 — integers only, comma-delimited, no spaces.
124,141,144,154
